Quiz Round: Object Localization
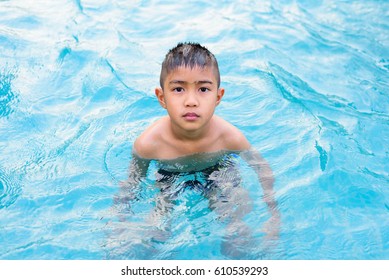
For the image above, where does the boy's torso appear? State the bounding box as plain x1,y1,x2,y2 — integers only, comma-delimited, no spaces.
134,115,250,160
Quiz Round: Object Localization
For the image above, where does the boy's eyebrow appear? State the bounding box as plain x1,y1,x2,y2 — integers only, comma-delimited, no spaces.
169,80,213,85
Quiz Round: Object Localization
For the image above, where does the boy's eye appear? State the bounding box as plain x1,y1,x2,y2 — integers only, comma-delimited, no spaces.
173,87,184,93
199,87,210,93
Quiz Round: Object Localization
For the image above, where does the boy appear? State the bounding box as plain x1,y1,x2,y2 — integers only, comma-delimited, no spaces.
116,42,280,258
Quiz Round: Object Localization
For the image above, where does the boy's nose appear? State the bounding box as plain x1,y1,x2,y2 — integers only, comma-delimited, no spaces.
184,92,199,107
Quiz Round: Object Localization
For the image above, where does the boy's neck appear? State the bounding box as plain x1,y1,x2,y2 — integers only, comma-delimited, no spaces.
168,116,214,143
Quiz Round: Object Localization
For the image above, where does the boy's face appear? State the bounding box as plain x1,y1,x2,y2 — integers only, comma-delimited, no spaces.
155,66,224,135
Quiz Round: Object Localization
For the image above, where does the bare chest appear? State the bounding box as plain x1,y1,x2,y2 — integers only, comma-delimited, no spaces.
156,136,225,160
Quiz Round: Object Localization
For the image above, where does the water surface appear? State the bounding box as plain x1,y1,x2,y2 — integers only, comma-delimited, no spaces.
0,0,388,259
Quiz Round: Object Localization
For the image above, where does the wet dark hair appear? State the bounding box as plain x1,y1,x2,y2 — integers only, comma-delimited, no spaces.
159,42,220,88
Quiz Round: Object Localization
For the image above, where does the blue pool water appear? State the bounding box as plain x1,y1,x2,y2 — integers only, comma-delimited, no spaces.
0,0,388,259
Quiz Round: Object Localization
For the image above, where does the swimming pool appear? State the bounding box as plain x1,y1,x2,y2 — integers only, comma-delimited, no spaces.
0,0,388,259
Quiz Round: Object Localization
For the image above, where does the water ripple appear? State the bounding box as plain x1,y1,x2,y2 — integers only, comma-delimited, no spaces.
0,169,21,209
0,0,388,260
0,68,18,118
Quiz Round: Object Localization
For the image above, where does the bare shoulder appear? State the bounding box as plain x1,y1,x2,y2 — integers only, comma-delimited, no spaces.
213,115,251,151
133,117,168,159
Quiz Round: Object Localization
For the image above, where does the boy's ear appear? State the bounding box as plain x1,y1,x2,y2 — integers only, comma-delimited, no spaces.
216,88,225,106
155,87,166,109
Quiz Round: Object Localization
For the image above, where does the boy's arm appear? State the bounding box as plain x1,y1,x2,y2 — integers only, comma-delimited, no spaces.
114,122,159,208
222,122,279,219
241,148,280,239
114,151,150,217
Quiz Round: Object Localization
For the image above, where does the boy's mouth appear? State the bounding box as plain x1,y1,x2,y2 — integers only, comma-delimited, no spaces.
183,112,199,121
